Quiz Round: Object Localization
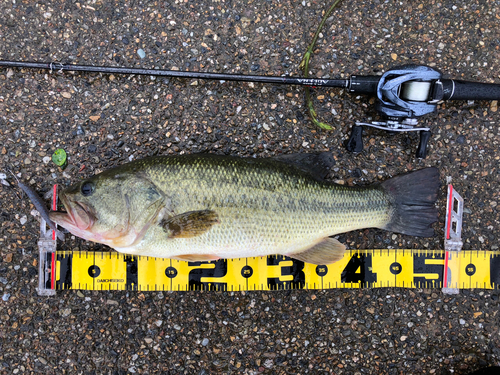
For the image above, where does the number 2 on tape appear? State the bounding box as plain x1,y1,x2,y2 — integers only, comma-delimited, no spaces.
188,260,228,291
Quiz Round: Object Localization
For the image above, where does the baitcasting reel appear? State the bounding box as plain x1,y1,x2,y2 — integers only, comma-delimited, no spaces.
345,64,500,158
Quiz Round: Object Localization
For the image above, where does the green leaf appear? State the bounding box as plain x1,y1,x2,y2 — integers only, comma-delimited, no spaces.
52,149,67,167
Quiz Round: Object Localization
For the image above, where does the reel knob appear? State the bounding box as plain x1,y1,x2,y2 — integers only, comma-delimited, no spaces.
346,125,364,153
416,130,431,159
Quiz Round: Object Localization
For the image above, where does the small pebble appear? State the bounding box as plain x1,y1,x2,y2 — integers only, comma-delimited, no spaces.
201,338,209,346
77,125,85,135
491,100,497,112
2,293,10,302
137,49,146,59
264,359,273,369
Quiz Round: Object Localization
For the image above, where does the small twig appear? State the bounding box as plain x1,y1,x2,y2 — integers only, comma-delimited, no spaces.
299,0,343,130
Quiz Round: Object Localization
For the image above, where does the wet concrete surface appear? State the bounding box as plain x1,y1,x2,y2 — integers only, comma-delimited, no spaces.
0,0,499,373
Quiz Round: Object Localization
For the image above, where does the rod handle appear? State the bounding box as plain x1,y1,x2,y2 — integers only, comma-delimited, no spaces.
348,75,380,95
442,79,500,101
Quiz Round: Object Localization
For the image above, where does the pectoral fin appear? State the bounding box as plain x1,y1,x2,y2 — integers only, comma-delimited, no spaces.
161,210,219,238
288,238,346,265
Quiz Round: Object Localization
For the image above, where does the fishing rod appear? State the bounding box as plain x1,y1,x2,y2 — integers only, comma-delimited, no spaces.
2,60,500,158
0,60,349,89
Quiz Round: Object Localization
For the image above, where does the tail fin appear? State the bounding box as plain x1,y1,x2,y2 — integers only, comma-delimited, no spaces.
381,167,440,237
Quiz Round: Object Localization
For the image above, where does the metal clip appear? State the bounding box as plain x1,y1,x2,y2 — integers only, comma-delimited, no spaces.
36,185,58,296
442,184,464,294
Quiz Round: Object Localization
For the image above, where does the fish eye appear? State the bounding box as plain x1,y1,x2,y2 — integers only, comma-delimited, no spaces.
81,181,95,197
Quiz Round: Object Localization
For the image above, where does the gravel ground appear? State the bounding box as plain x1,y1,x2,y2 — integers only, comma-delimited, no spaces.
1,0,499,373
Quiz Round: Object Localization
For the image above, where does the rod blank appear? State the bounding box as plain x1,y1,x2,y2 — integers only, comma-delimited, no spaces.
0,60,349,88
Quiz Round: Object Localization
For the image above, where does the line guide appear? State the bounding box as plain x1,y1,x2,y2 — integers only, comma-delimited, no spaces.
36,186,500,294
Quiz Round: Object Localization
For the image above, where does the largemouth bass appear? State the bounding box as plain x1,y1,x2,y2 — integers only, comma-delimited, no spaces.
50,153,439,265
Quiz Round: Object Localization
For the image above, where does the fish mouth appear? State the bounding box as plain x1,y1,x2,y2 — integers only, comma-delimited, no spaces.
49,193,96,232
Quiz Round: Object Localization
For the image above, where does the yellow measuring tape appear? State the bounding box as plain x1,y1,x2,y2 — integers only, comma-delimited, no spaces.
52,249,499,291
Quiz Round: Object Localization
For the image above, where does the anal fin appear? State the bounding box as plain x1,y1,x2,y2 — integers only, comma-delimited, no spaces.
173,254,220,262
287,238,346,265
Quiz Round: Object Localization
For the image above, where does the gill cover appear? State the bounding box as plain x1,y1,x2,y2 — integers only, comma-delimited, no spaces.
50,172,167,248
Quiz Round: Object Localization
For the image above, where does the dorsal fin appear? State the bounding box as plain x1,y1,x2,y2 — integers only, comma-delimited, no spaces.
271,152,335,181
